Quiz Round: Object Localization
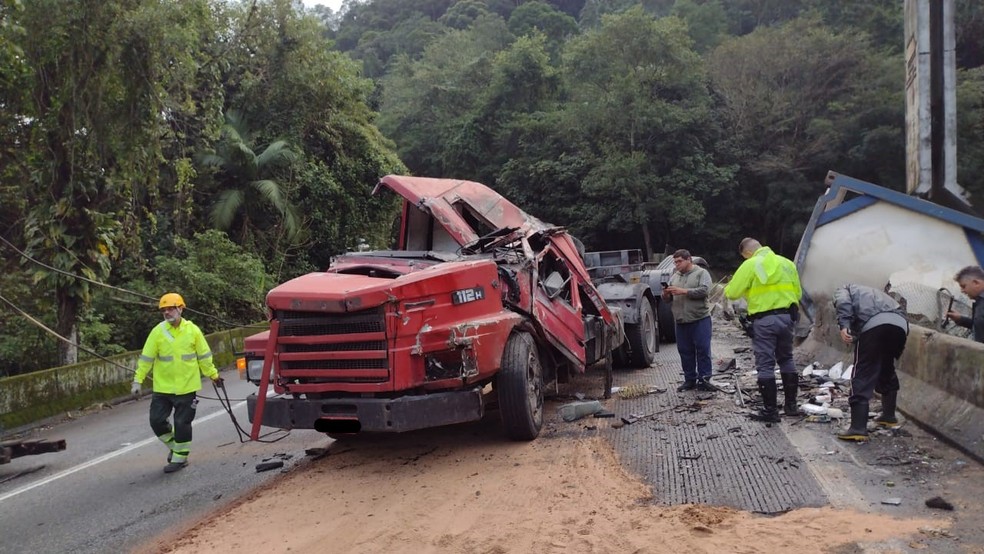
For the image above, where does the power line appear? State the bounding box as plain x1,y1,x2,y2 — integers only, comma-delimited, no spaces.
0,292,138,377
0,234,265,330
0,238,272,405
0,234,158,305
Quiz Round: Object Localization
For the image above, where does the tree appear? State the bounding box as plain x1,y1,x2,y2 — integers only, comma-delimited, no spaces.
152,230,271,332
10,0,215,365
578,0,674,28
0,0,28,238
801,0,903,54
955,0,984,69
719,0,807,36
349,15,448,79
220,0,406,273
671,0,728,53
561,8,734,258
507,1,577,56
707,16,903,252
956,68,984,201
200,111,301,249
439,0,491,29
378,14,514,177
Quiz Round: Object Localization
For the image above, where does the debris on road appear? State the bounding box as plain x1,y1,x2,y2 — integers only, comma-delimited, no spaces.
558,400,604,422
305,447,330,460
255,461,285,472
925,496,955,511
613,384,666,399
919,527,954,539
881,497,902,506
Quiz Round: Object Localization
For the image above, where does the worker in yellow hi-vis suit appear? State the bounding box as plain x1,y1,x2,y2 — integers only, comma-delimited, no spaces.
132,293,222,473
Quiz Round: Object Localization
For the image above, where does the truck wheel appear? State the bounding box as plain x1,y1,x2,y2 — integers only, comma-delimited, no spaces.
627,299,658,367
657,299,676,343
496,332,544,441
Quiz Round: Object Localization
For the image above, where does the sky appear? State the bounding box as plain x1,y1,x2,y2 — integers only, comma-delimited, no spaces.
301,0,345,12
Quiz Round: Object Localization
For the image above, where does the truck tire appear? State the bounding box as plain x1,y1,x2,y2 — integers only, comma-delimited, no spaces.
657,299,676,343
627,299,658,367
496,332,544,441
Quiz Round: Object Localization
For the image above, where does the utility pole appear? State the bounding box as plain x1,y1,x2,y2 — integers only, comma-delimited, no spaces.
904,0,973,212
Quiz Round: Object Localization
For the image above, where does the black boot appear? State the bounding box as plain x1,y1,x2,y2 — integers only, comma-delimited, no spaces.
676,380,697,392
749,379,780,423
875,391,898,428
780,372,799,416
838,400,870,441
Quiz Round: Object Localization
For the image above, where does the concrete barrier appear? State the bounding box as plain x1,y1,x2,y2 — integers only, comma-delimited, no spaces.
0,325,266,432
798,296,984,462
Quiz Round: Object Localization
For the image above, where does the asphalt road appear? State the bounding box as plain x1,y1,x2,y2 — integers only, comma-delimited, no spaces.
0,373,327,554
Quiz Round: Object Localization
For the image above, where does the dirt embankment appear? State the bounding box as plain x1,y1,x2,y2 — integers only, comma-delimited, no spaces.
144,414,938,554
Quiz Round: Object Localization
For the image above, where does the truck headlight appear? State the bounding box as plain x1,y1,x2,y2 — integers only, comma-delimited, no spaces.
246,359,273,382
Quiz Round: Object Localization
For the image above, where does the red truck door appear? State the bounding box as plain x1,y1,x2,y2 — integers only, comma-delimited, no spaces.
532,245,587,370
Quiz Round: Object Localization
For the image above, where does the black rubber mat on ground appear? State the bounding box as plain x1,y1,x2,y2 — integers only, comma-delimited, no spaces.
602,345,829,513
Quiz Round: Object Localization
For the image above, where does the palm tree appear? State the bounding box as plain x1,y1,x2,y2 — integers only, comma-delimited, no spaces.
200,111,301,246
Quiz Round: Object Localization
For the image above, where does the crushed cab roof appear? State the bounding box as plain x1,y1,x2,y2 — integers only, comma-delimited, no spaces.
375,175,553,246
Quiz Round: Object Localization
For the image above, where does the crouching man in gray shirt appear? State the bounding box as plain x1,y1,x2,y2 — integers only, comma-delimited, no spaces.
833,283,909,442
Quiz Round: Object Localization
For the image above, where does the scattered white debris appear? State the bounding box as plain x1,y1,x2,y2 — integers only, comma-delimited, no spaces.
801,404,828,415
841,364,854,381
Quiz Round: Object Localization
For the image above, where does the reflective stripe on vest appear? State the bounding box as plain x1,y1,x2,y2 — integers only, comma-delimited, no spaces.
748,282,799,296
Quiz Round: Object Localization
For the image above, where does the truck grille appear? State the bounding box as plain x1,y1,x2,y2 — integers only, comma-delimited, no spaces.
274,308,389,383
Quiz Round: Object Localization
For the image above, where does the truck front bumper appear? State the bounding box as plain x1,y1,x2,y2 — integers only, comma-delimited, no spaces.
246,388,486,434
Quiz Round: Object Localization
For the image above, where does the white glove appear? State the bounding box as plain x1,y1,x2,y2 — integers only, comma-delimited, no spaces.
131,382,141,396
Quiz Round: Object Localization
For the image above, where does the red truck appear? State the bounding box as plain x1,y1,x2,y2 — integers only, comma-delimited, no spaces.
243,175,634,441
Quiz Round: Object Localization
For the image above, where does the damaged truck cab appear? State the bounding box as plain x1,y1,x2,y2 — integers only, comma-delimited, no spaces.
244,176,625,440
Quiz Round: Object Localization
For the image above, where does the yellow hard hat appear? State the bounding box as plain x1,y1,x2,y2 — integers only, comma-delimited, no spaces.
159,293,186,309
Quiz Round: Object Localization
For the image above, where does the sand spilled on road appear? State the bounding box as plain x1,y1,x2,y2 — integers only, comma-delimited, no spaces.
144,427,944,554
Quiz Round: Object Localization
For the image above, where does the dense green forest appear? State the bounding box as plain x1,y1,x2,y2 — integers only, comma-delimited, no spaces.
1,0,983,375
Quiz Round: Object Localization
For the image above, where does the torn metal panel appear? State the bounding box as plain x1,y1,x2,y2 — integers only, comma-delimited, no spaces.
375,175,553,247
796,171,984,324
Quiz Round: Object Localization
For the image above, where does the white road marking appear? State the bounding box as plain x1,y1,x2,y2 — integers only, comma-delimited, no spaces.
0,397,261,504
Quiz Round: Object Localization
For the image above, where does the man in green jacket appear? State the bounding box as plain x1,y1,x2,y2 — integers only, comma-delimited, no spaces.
663,249,715,392
132,293,223,473
724,238,802,423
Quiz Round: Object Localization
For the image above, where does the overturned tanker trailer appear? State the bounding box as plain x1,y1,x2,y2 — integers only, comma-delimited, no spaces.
241,175,632,441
